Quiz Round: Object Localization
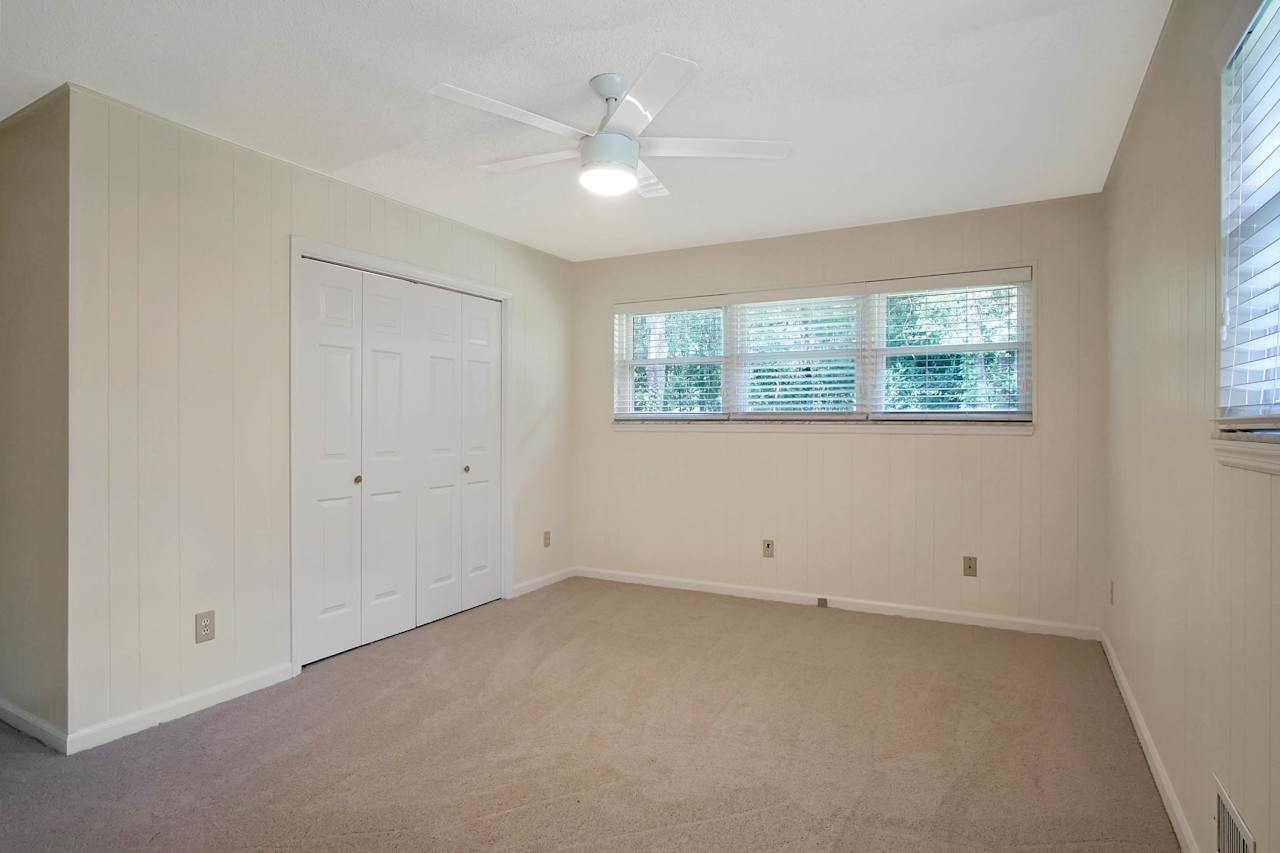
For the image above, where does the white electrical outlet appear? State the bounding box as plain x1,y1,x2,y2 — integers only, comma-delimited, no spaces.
195,610,215,644
543,529,551,548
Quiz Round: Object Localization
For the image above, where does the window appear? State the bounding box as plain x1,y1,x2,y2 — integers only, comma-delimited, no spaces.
732,295,860,415
612,269,1033,423
1222,0,1280,424
613,308,724,415
869,285,1029,417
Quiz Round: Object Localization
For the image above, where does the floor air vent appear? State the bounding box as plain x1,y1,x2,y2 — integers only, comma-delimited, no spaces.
1216,777,1255,853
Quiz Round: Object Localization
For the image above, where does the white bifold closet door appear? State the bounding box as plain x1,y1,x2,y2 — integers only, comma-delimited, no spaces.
359,271,422,645
292,258,502,666
459,296,503,610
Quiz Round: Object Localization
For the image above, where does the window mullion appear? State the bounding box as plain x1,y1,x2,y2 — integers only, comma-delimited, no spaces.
722,305,740,416
857,291,880,417
1019,284,1033,413
614,313,631,416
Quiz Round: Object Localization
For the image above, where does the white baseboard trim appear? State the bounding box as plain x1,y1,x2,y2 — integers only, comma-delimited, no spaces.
1101,634,1199,853
569,567,1102,641
509,567,575,597
63,662,295,755
0,695,68,753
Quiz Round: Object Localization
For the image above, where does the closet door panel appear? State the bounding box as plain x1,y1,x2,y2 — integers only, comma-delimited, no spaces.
292,259,363,665
360,273,420,643
417,286,465,624
460,295,502,610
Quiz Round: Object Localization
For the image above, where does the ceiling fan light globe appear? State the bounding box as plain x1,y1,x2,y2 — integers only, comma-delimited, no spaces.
579,163,638,196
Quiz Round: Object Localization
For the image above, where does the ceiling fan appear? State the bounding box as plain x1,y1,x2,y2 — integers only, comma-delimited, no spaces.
430,53,792,198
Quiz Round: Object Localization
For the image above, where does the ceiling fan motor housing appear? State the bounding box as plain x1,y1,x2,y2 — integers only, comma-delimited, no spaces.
580,131,638,171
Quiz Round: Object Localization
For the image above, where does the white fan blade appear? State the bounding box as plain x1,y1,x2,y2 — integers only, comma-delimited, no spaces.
635,161,670,198
430,83,589,141
603,53,698,138
640,137,792,159
479,149,578,173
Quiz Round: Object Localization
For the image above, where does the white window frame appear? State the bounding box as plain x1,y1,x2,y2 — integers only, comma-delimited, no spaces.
867,283,1035,421
728,292,863,421
611,267,1035,429
1218,0,1280,434
614,307,728,420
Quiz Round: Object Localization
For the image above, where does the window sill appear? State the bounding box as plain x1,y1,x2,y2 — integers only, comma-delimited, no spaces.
1213,435,1280,475
612,419,1035,436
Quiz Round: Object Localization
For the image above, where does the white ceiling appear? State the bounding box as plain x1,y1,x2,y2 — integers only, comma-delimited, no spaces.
0,1,1170,261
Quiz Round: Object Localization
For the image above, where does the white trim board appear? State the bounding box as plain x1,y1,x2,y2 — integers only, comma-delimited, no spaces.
63,662,294,755
510,568,575,598
554,567,1102,640
1213,437,1280,476
1101,635,1200,853
613,420,1036,436
0,696,68,753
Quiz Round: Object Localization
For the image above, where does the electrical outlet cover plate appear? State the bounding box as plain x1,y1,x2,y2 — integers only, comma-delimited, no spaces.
543,530,551,548
762,539,775,558
195,610,215,644
963,556,978,577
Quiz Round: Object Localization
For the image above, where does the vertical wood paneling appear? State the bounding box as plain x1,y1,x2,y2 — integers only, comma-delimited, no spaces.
1103,3,1280,849
344,187,373,254
67,90,576,735
819,435,849,594
1272,477,1280,853
776,435,811,592
1231,472,1249,799
732,434,778,590
1035,204,1080,626
913,441,936,608
931,437,965,612
136,114,181,708
1210,461,1236,814
178,129,236,693
849,435,890,601
1242,470,1270,847
326,180,344,247
1018,436,1043,619
268,162,292,664
979,437,1020,616
107,103,141,717
573,195,1104,636
290,169,328,240
420,214,448,270
232,150,274,675
1076,205,1109,630
1,87,71,730
383,201,414,262
888,436,916,605
67,91,111,731
959,439,982,613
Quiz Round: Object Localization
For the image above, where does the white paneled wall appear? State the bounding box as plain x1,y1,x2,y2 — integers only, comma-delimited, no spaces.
1104,1,1279,851
0,89,69,734
65,88,574,740
571,195,1108,630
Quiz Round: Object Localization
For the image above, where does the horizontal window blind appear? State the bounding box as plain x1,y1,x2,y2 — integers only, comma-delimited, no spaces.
1222,0,1280,421
614,308,724,415
729,295,859,414
613,272,1033,422
865,284,1031,417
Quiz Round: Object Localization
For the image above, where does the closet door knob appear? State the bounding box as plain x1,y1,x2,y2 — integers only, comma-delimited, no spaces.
354,474,363,485
463,465,471,473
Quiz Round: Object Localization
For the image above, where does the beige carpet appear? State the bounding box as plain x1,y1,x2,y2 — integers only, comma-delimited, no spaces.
0,577,1177,852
